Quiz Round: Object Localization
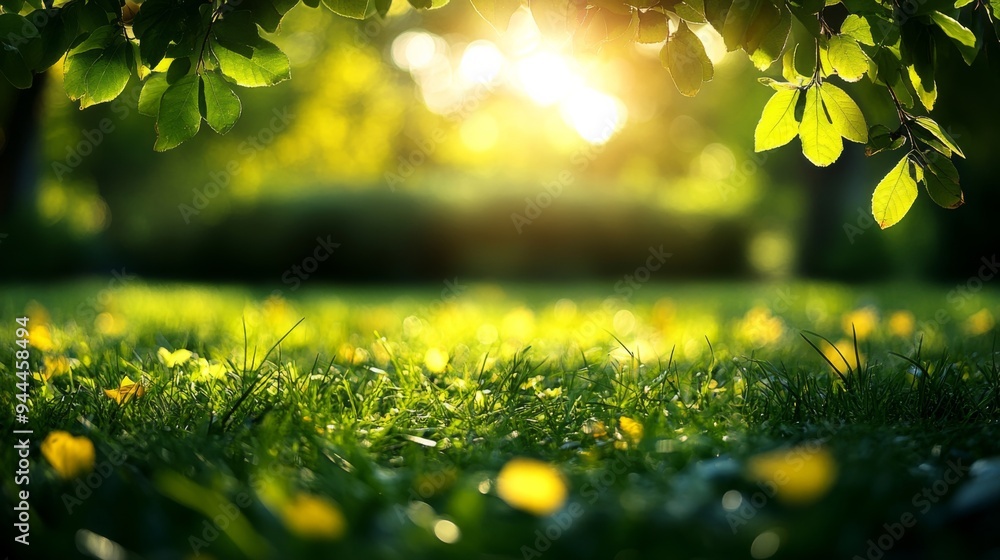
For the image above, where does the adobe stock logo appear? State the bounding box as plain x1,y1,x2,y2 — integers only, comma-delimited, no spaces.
852,458,970,560
272,236,341,296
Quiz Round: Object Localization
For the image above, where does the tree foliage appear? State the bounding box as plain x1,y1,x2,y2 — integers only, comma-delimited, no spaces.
1,0,997,226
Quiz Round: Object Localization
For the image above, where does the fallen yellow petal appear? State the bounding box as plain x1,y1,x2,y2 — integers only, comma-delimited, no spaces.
157,347,193,368
41,431,95,480
104,376,145,404
747,444,837,505
496,458,567,516
280,494,347,540
619,416,644,445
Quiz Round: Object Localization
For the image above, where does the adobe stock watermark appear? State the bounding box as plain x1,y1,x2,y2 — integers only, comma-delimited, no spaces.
576,245,672,340
903,253,998,354
178,107,294,223
61,448,129,514
270,235,341,296
716,148,770,203
520,451,642,559
422,277,467,316
75,268,137,324
725,440,827,533
187,451,296,557
51,85,143,180
851,458,970,560
510,123,618,233
384,79,500,191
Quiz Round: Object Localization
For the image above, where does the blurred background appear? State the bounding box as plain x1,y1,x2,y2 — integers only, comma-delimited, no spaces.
1,1,998,285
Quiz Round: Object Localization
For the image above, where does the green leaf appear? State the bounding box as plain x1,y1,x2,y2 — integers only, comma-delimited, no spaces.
820,83,866,143
864,124,905,156
912,126,952,157
754,88,800,151
872,156,921,229
722,0,780,53
912,116,964,158
636,10,668,43
138,72,170,117
243,0,301,33
840,14,874,46
799,86,843,167
749,7,790,71
322,0,379,19
786,0,822,37
0,0,25,13
674,0,707,23
781,45,809,85
530,0,579,38
469,0,522,32
703,0,732,33
71,25,120,55
211,14,291,88
660,21,713,97
64,33,132,108
0,42,32,89
8,6,76,73
133,0,203,69
827,35,867,82
155,73,201,151
167,57,192,83
906,64,935,111
200,71,242,134
921,151,963,209
576,7,636,50
928,10,977,64
757,76,799,90
902,25,936,111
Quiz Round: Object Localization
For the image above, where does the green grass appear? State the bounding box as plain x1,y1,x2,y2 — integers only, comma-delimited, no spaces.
2,280,999,560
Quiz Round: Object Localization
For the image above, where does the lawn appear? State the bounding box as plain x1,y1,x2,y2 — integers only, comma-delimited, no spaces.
2,280,999,559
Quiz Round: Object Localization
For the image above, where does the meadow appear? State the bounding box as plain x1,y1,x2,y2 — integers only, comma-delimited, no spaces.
2,280,999,559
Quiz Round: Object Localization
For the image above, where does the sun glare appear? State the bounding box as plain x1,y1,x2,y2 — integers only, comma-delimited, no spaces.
560,88,627,145
391,30,440,71
513,52,582,106
459,40,505,84
392,8,630,144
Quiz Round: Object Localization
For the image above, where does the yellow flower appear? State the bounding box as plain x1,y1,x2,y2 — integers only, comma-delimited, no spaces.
821,339,862,372
104,376,145,404
157,347,193,368
190,358,227,382
541,387,563,399
41,356,73,381
736,306,785,346
747,444,837,505
841,307,878,340
618,416,644,445
965,308,995,336
280,494,346,540
887,311,915,338
29,324,54,352
41,431,95,479
424,348,449,373
496,458,568,516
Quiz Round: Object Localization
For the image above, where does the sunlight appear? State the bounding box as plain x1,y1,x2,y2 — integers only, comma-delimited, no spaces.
391,30,441,71
559,87,627,144
458,40,505,84
513,52,582,106
500,8,543,56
